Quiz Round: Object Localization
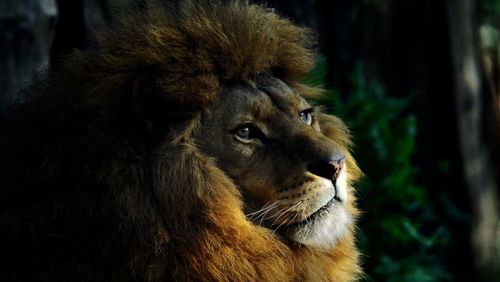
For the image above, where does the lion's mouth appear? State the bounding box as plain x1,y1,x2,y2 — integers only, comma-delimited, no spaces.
275,183,343,231
260,175,347,233
285,195,340,229
273,176,351,247
297,180,343,221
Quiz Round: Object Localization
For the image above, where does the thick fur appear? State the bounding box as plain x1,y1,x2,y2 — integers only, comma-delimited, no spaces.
0,1,361,281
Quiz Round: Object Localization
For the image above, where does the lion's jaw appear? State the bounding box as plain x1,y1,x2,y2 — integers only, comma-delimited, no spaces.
275,165,350,248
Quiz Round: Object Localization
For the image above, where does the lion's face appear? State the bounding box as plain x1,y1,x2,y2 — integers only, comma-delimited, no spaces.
196,76,351,248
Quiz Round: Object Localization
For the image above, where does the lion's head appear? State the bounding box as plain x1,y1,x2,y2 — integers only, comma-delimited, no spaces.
196,75,357,248
0,1,361,280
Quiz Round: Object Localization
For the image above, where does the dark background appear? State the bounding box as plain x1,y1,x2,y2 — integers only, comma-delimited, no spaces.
1,0,499,281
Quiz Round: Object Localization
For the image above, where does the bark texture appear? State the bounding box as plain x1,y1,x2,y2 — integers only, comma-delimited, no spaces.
0,0,57,111
447,0,500,277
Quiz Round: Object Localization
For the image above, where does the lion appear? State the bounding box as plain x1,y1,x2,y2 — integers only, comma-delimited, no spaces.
0,1,362,281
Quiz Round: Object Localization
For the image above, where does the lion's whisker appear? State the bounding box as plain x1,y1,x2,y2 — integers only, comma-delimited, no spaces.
273,218,288,231
245,201,275,217
274,201,302,218
290,210,301,223
271,212,290,232
247,202,276,219
269,201,302,227
276,201,302,218
257,203,279,226
273,210,301,231
245,201,279,227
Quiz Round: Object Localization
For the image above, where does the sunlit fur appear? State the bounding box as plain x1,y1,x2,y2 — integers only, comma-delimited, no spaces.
0,1,362,281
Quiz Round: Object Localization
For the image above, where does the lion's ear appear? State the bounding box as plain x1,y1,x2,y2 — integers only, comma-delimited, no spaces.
129,71,194,133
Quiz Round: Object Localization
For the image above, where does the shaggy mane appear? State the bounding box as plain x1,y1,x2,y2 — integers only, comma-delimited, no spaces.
62,0,317,110
0,1,361,281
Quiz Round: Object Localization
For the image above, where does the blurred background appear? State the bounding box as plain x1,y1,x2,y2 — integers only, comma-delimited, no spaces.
0,0,499,281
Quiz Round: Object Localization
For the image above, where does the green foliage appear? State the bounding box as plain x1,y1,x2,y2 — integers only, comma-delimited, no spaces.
478,0,500,22
304,58,452,282
478,0,500,51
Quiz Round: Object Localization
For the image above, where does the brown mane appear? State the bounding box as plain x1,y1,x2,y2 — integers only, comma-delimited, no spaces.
0,1,361,281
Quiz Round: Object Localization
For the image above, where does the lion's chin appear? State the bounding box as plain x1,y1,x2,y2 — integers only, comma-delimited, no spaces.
284,202,351,249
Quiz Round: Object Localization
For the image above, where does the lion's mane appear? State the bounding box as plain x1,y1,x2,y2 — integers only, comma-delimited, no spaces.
0,1,361,281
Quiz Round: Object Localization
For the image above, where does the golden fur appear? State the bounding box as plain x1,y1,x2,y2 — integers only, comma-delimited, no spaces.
0,1,362,281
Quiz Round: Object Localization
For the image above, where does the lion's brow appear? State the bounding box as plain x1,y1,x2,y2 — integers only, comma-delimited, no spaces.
256,85,301,114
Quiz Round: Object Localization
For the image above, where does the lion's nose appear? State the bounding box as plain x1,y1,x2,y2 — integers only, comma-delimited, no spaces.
307,155,345,181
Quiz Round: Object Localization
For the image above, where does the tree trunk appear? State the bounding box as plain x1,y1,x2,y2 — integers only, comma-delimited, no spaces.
0,0,58,111
447,0,500,278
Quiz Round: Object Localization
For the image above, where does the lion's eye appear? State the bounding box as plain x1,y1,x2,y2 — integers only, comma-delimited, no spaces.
234,124,262,143
236,127,251,139
299,109,313,125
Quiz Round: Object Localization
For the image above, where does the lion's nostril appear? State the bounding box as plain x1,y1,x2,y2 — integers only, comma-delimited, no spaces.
307,156,345,180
